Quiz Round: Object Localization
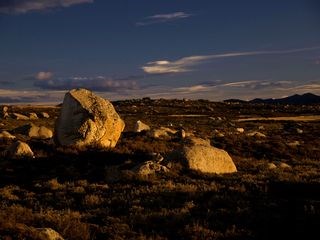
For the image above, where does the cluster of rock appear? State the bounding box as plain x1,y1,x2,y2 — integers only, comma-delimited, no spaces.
0,105,50,121
1,88,126,159
13,123,53,139
267,162,292,170
1,88,238,177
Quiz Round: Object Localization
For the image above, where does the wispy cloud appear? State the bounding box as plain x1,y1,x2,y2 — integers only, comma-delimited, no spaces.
33,75,138,91
142,56,212,74
286,83,320,92
143,80,320,101
136,11,192,26
220,80,260,87
0,0,93,14
142,46,320,74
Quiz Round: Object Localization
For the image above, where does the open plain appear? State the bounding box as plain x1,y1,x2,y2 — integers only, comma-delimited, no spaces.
0,98,320,240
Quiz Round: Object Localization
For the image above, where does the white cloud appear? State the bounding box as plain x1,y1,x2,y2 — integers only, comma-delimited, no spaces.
136,11,192,26
142,55,212,74
221,80,260,87
0,0,93,14
35,71,53,80
148,12,192,20
142,46,320,74
172,85,217,95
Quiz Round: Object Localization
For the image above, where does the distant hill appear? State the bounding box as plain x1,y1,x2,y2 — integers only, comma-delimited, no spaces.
224,93,320,105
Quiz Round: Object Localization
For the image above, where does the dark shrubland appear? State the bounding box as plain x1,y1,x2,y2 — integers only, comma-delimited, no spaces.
0,99,319,239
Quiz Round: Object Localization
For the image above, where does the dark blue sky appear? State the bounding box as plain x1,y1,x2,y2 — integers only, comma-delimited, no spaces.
1,0,320,102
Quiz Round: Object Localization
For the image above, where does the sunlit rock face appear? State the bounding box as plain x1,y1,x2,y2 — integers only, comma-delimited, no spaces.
169,137,237,174
54,88,125,149
134,120,150,133
182,145,237,174
6,141,34,159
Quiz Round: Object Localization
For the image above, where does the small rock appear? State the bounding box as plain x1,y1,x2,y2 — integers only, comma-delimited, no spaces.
148,127,177,138
236,128,244,133
6,141,34,159
247,131,266,138
214,130,225,137
175,129,186,139
36,228,64,240
279,162,292,169
131,161,169,176
134,120,150,132
287,141,300,147
12,113,29,120
29,112,38,120
1,106,9,119
40,112,50,118
148,152,164,163
296,128,303,134
267,163,277,170
0,131,16,140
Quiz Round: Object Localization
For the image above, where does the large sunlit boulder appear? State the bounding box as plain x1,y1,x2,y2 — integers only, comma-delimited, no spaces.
54,88,125,148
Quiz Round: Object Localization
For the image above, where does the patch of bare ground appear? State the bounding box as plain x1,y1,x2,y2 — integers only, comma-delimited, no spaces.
0,99,319,239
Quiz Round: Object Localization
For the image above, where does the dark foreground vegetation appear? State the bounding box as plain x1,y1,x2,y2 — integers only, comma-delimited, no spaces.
0,98,320,239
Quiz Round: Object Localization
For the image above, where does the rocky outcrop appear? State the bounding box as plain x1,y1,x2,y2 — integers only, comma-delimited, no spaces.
54,88,125,148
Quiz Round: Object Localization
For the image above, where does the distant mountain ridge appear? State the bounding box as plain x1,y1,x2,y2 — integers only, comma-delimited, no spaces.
224,93,320,105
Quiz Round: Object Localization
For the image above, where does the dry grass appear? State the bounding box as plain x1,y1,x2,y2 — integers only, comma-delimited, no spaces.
0,100,319,239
